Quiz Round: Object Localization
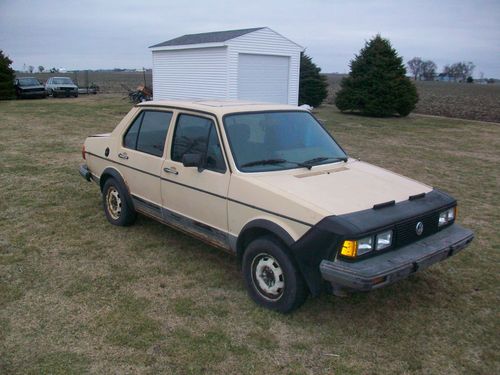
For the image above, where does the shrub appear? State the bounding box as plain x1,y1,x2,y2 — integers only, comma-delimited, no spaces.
335,35,418,117
0,50,15,100
299,53,328,107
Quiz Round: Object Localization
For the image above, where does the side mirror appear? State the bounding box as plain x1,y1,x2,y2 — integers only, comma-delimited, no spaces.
182,153,202,169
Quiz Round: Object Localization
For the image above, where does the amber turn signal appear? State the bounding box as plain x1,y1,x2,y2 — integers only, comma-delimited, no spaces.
341,240,357,257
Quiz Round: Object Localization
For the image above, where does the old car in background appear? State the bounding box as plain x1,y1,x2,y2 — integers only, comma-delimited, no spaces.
14,77,46,99
79,100,474,313
45,77,78,97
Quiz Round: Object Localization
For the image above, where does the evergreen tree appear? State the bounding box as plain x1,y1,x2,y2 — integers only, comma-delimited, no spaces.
299,53,328,107
335,35,418,117
0,50,15,100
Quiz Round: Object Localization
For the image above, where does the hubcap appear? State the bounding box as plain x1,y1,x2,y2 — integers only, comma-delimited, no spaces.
106,187,122,220
251,253,285,301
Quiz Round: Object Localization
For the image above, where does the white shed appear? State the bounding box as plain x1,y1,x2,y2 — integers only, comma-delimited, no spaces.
149,27,304,105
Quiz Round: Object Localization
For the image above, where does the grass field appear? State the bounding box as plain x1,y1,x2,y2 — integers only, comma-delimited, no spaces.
326,73,500,123
1,95,499,374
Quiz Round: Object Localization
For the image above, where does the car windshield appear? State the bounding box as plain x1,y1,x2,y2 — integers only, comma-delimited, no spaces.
18,78,40,86
224,111,347,172
52,78,74,84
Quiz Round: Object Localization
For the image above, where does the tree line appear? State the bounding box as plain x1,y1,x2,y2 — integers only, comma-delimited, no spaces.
24,65,59,73
407,57,475,82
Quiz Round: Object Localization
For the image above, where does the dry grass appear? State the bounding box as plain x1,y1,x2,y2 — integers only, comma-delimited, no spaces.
0,95,499,374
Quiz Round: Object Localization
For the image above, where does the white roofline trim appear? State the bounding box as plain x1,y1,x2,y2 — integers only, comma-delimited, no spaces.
150,42,226,51
228,27,304,51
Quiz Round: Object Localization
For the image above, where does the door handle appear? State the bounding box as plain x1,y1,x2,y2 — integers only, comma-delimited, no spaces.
163,167,179,175
118,152,128,160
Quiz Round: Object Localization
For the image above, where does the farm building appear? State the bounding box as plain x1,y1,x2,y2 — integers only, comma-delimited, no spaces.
149,27,304,105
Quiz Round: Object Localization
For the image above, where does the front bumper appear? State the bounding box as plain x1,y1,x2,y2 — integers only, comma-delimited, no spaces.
320,224,474,292
53,88,78,96
19,90,46,98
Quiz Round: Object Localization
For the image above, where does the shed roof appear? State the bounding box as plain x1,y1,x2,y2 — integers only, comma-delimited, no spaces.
149,27,265,48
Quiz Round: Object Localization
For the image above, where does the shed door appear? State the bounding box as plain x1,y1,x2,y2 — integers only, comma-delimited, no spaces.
237,53,290,104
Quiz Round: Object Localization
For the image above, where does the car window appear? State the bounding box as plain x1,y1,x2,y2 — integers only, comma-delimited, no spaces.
123,112,143,149
123,110,173,157
171,114,226,173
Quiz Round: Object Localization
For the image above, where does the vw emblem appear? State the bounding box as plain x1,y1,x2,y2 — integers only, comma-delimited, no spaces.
415,221,424,236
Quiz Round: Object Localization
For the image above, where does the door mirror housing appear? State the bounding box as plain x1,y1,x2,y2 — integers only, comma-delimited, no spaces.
182,153,203,169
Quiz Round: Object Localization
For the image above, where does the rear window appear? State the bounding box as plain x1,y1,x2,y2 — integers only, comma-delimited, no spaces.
123,110,173,157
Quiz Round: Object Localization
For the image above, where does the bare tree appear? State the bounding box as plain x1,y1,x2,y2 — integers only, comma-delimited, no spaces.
38,65,45,73
407,57,423,80
445,62,475,82
28,65,34,73
464,61,475,80
421,60,437,81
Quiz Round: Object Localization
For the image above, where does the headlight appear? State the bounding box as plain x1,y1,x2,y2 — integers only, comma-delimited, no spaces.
341,230,393,258
357,236,373,255
376,230,393,250
439,207,456,227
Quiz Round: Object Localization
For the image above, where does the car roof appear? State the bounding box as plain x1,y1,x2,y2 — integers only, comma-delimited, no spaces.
137,99,306,116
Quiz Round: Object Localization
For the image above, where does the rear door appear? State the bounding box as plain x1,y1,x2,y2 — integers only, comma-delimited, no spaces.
117,109,173,217
160,112,230,247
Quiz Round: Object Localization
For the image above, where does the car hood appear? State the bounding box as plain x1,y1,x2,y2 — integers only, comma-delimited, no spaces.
52,84,77,88
20,85,44,90
247,159,432,216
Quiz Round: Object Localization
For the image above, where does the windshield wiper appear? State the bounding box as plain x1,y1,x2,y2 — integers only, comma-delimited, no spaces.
241,158,290,168
241,158,317,170
241,156,347,170
301,156,348,167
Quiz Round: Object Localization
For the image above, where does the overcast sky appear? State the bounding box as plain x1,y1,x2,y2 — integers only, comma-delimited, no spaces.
1,0,499,77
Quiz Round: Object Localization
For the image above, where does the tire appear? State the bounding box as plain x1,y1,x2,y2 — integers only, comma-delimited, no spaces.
74,93,79,98
50,89,56,98
102,178,136,226
242,235,308,313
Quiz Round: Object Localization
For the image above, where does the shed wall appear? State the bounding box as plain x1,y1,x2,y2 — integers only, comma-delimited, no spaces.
152,47,228,100
227,28,301,105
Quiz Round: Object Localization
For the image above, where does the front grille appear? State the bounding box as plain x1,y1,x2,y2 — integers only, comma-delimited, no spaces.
394,211,440,247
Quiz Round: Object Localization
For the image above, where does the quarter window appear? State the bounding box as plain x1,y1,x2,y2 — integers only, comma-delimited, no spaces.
123,110,173,157
171,114,226,173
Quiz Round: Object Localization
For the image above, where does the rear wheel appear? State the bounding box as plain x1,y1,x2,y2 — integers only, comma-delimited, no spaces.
102,178,136,226
242,236,308,313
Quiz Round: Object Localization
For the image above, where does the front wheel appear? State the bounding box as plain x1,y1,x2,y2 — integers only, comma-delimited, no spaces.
242,236,308,313
102,178,136,226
